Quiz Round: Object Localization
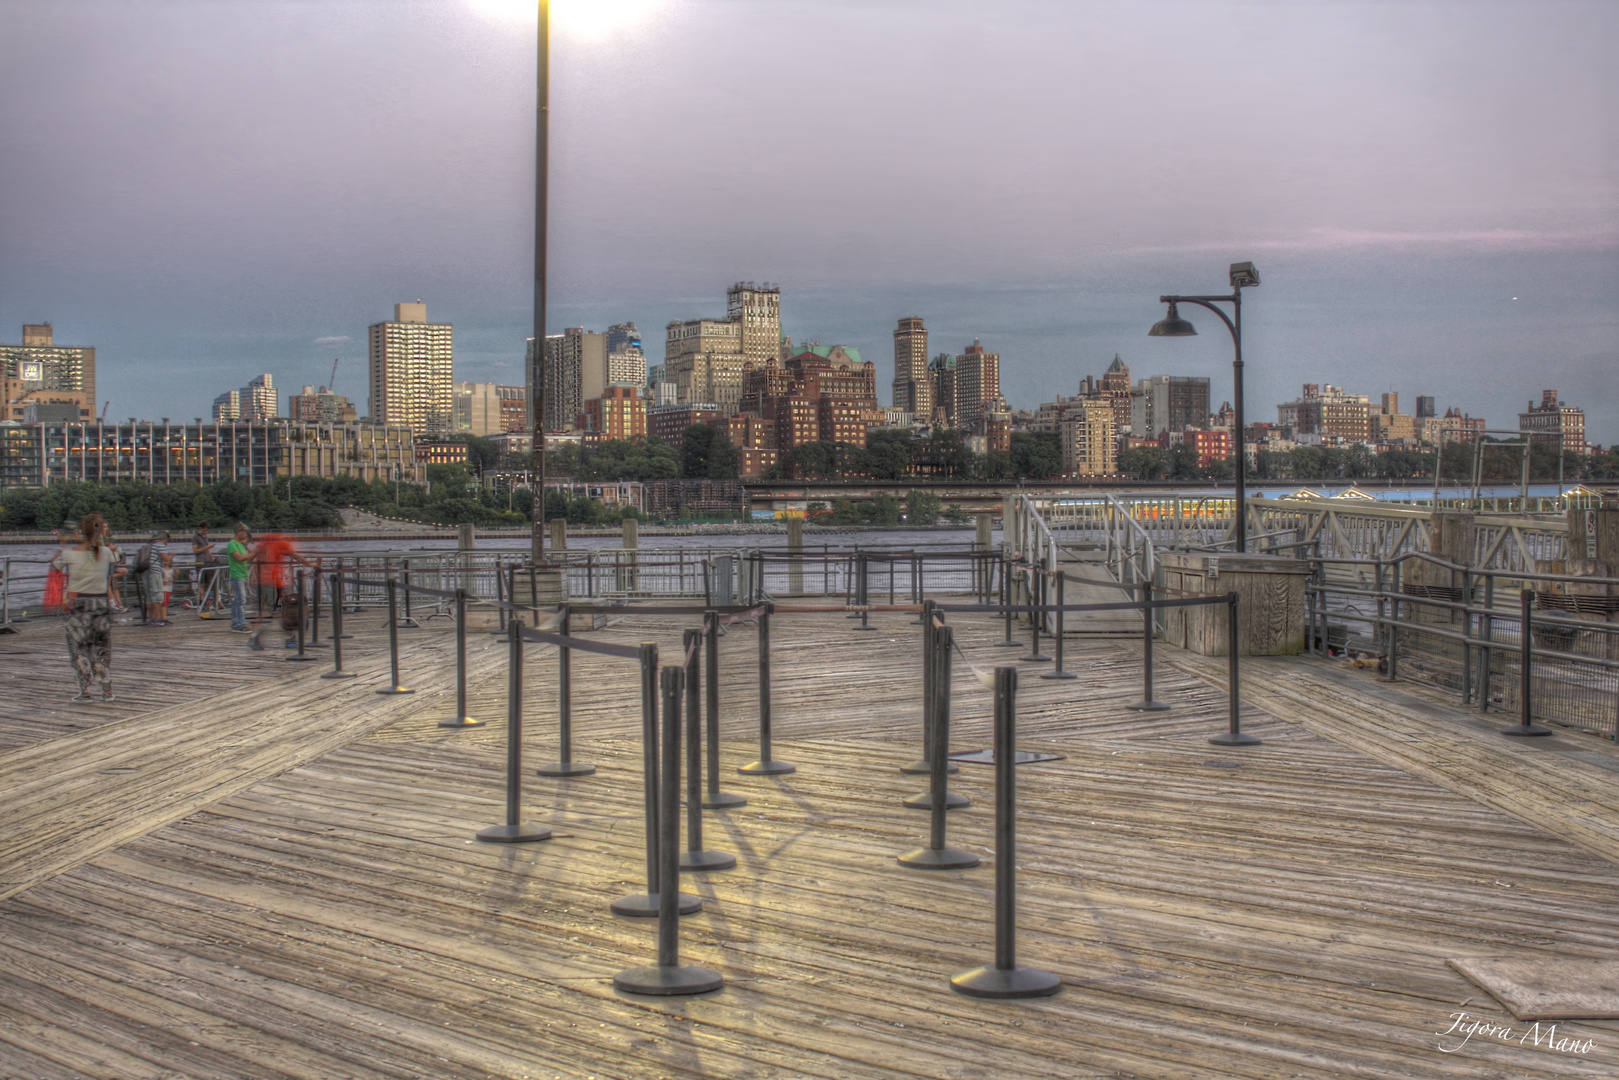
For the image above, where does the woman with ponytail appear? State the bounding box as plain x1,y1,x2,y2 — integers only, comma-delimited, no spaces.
52,515,117,701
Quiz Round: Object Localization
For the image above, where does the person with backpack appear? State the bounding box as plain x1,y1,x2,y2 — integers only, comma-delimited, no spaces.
137,531,172,627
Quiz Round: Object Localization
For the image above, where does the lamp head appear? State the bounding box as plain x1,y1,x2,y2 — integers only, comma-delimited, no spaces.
1229,261,1260,288
1148,302,1198,337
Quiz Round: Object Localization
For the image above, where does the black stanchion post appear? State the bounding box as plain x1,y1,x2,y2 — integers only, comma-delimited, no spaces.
613,643,701,917
740,605,794,774
900,623,979,865
996,551,1020,648
701,612,746,809
1040,571,1075,680
952,666,1061,999
376,577,413,695
1210,592,1259,746
1503,589,1554,737
399,558,420,627
1021,567,1050,663
681,627,735,871
308,561,327,648
1128,578,1169,712
855,552,876,631
475,619,551,843
905,619,968,810
901,600,938,775
439,589,483,728
614,665,724,996
286,570,318,662
538,604,594,774
321,572,357,680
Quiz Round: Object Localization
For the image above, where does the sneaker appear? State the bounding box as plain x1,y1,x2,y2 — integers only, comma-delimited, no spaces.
231,626,251,634
283,639,298,649
101,691,115,702
71,691,95,703
155,619,173,627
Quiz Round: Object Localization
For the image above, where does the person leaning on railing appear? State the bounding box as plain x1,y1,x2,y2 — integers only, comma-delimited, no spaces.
190,521,225,617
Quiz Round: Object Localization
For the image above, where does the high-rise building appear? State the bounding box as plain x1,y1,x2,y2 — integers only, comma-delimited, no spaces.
213,373,276,422
954,340,1001,432
1130,375,1210,440
1276,384,1372,443
892,316,931,417
930,353,958,426
665,282,782,414
455,381,513,437
1101,355,1132,436
1519,390,1587,455
541,327,644,431
1415,395,1436,419
1060,398,1117,475
581,384,647,444
607,322,642,356
0,323,96,412
369,302,454,435
288,384,357,424
211,390,240,423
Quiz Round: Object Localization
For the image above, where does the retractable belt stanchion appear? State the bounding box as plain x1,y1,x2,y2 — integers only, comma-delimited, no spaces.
335,558,355,633
1040,571,1076,680
438,588,483,728
1021,566,1051,663
474,618,551,843
376,577,413,695
855,552,877,631
900,622,979,868
537,604,595,774
1503,589,1554,737
996,552,1021,648
681,627,735,871
285,570,318,662
951,666,1061,999
321,573,356,680
701,612,746,809
1209,592,1260,747
398,558,420,627
613,643,701,917
307,561,328,648
905,620,968,811
1128,578,1170,712
740,604,794,775
614,665,724,996
902,601,957,777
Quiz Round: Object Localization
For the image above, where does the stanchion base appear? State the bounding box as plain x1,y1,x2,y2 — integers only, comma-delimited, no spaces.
679,849,738,872
903,790,970,810
854,624,879,631
438,717,485,729
536,761,596,777
701,790,748,809
1039,670,1078,680
900,759,959,775
897,846,979,870
397,619,422,628
738,760,795,775
610,892,703,917
284,655,320,663
474,823,552,844
994,639,1023,648
613,963,723,996
951,964,1062,999
376,686,415,695
320,670,358,680
1501,724,1555,737
1127,700,1172,712
1209,731,1262,747
1020,653,1052,663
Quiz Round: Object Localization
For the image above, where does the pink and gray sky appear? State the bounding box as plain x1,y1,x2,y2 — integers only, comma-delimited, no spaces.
2,0,1615,440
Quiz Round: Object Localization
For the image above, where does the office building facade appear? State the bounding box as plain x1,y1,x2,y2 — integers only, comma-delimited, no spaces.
0,324,96,412
369,302,454,435
892,316,932,417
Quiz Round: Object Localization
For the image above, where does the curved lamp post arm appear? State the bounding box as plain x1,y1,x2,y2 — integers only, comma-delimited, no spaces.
1158,295,1239,344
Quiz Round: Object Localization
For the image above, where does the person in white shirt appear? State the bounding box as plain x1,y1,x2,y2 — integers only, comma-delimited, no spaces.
52,515,118,702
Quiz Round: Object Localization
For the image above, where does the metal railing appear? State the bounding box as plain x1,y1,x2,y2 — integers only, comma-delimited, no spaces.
1305,551,1619,740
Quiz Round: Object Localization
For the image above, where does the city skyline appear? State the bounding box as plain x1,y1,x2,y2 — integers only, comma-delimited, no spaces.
1,1,1613,440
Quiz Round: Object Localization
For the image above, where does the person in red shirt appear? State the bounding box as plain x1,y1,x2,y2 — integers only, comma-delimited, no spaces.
249,532,314,651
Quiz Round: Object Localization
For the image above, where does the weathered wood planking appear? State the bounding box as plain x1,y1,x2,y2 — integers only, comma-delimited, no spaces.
1,609,1617,1078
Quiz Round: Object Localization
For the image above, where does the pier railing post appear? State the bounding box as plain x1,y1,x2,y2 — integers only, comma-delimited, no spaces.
321,573,357,680
538,604,594,775
614,664,724,996
376,578,413,695
901,624,978,868
681,627,735,871
740,604,794,774
614,644,701,918
1128,578,1169,712
1503,589,1554,737
1209,592,1259,746
438,588,483,728
474,619,551,843
951,666,1060,999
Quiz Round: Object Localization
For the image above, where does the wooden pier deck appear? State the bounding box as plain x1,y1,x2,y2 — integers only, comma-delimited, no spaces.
1,603,1617,1079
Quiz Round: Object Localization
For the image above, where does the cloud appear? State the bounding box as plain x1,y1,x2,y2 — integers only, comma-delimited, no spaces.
311,335,351,347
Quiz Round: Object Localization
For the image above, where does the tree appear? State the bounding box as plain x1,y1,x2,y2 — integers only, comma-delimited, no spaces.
680,424,717,479
1118,446,1167,481
905,489,941,525
862,493,901,526
1009,431,1062,479
865,429,916,480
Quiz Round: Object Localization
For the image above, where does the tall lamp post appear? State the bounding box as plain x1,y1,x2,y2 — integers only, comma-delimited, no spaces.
529,0,550,565
1148,261,1260,553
